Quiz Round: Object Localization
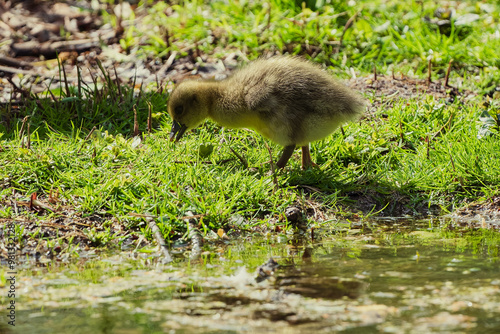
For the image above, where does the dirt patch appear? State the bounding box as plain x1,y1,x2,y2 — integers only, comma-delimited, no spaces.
350,73,476,112
446,195,500,228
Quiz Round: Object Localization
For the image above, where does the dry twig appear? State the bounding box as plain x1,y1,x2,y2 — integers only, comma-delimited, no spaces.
77,126,97,153
263,141,279,188
336,10,360,54
145,215,173,264
444,59,453,87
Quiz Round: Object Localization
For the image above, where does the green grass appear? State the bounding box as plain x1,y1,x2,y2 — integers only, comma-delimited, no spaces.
1,0,500,245
118,0,500,85
1,83,499,235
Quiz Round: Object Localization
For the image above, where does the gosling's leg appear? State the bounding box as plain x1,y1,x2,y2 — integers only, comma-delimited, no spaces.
301,145,313,169
276,145,295,169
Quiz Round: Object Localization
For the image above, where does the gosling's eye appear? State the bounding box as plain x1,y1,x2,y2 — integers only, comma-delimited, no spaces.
174,106,183,116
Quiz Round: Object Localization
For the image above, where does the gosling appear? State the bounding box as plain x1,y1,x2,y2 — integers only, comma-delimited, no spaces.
168,56,365,169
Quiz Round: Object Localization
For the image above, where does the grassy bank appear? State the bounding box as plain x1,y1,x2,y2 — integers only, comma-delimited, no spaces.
1,0,499,247
1,79,499,241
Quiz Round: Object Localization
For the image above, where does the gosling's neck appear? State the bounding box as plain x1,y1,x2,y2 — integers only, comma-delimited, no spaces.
207,81,247,128
192,81,220,114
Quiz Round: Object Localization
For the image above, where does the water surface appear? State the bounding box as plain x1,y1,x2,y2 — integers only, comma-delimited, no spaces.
2,218,499,333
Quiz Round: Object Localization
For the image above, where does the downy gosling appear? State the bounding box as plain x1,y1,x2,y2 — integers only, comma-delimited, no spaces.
168,56,365,169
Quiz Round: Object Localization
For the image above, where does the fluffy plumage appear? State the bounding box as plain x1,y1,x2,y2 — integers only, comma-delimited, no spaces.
168,56,365,168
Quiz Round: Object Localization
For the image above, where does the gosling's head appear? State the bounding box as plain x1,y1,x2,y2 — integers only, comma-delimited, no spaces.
167,81,212,142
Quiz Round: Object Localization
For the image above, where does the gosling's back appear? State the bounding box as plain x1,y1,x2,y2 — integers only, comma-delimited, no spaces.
217,57,364,146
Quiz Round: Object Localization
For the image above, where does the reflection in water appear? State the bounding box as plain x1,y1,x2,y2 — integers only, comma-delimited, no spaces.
6,219,500,333
277,273,366,300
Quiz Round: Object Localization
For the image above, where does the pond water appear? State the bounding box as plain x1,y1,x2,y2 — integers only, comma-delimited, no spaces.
1,218,499,333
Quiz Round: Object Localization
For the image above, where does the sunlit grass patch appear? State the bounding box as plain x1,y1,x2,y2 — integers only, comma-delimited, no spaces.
1,0,499,246
114,0,500,80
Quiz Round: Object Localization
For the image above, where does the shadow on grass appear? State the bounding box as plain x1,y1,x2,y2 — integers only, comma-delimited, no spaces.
284,165,442,217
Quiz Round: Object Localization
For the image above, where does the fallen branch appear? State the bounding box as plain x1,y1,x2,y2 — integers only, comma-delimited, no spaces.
11,32,116,57
157,51,177,76
0,56,33,68
0,65,40,77
145,215,173,264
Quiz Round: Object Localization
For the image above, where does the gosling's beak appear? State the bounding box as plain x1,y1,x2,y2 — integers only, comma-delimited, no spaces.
169,121,188,142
